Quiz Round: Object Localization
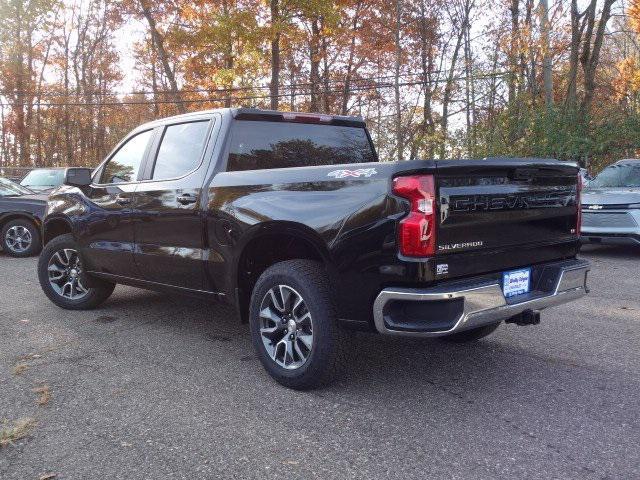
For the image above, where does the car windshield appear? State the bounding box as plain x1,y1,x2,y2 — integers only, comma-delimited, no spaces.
587,163,640,188
20,169,65,188
0,177,33,196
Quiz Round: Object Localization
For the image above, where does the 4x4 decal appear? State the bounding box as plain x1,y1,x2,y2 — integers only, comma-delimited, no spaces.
327,168,377,178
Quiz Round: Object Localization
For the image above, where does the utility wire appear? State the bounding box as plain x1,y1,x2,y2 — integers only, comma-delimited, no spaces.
0,71,512,108
0,72,436,98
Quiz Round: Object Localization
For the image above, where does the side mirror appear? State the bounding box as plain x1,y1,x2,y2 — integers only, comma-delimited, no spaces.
64,168,92,187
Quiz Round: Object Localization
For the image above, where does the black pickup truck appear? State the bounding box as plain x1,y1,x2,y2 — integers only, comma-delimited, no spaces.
38,108,589,389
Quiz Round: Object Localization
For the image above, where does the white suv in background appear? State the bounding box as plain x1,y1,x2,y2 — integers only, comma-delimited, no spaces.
581,159,640,247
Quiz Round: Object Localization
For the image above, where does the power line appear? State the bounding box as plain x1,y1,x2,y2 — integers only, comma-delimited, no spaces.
0,72,434,98
0,72,512,108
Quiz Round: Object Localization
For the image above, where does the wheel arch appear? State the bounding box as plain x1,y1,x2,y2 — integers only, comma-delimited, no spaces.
42,216,74,245
0,212,41,232
233,222,334,323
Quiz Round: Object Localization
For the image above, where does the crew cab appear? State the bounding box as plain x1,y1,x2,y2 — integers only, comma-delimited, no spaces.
38,108,589,389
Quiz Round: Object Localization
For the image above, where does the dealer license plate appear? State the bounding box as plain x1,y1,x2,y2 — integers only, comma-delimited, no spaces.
502,268,531,298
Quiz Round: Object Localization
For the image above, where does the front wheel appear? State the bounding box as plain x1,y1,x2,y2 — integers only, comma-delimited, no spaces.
249,260,347,390
38,234,115,310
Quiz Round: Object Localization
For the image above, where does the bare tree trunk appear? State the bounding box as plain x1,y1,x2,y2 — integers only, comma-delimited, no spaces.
566,0,587,110
309,17,321,112
222,0,234,108
0,103,7,166
440,1,469,159
540,0,553,106
394,0,403,161
139,1,185,113
150,40,160,116
463,16,476,157
14,2,29,166
524,0,535,101
341,2,362,115
580,0,615,115
321,21,331,113
508,0,519,104
63,28,73,164
418,0,436,159
288,52,296,111
270,0,280,110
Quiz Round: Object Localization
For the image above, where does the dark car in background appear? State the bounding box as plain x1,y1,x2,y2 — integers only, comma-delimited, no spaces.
20,168,66,193
581,159,640,247
0,177,47,257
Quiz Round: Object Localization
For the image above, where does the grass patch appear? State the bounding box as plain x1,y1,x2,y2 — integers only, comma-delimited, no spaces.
13,362,30,375
0,418,36,447
33,385,52,406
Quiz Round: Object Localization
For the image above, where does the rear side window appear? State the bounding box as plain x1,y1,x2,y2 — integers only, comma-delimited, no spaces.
227,121,376,172
100,129,153,184
152,121,210,180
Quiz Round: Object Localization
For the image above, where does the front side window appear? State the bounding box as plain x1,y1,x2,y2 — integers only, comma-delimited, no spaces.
227,121,376,172
152,121,210,180
100,130,153,184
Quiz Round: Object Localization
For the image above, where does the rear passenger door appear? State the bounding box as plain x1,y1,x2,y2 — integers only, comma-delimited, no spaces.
133,116,217,290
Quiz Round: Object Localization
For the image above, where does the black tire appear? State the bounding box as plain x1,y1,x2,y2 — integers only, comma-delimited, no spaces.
1,219,41,257
38,234,115,310
249,260,347,390
440,322,501,343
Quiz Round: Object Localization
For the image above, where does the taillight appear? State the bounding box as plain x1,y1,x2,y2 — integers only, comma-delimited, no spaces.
576,173,582,235
393,175,437,257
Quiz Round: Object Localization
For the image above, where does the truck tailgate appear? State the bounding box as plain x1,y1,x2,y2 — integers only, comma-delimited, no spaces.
434,160,579,276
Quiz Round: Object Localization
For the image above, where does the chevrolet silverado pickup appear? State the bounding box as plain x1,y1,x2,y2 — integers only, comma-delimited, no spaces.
37,108,589,389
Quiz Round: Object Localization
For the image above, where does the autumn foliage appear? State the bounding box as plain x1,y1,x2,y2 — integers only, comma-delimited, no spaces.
0,0,638,173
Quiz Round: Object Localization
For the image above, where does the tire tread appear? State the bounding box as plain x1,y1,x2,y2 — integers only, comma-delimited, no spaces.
250,259,348,390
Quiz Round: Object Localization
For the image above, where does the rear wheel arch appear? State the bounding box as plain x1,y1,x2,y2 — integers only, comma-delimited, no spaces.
234,224,334,323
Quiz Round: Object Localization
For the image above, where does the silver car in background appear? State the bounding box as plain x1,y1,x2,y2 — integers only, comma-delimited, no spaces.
581,159,640,246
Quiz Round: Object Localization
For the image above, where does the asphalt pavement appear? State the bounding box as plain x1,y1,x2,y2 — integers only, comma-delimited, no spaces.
0,245,639,479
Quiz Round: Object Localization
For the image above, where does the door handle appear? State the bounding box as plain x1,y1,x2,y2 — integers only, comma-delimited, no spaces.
115,196,132,205
177,194,197,205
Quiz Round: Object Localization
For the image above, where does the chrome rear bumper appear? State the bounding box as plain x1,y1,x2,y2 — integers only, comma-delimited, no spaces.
373,259,589,337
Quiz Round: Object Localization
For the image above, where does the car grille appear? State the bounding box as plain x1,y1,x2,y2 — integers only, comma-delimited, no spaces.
581,212,638,228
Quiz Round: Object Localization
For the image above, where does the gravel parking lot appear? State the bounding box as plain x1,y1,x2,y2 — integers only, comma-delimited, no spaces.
1,246,639,479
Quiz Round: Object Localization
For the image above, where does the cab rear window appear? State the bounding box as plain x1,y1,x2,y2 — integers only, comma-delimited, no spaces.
226,121,376,172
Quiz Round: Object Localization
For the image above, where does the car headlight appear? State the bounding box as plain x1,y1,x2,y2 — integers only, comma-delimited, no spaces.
628,203,640,209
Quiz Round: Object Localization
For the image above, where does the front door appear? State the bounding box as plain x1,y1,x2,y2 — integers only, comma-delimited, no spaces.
78,128,154,278
133,118,214,290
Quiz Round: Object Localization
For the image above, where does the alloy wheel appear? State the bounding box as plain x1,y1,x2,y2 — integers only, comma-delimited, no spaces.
5,225,32,253
47,248,89,300
259,285,314,370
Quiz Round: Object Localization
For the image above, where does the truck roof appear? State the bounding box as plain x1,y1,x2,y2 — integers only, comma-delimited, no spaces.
135,108,366,130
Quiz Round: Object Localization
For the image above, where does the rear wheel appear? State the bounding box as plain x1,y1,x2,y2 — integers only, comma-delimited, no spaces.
38,234,115,310
249,260,347,390
440,322,501,343
2,219,41,257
